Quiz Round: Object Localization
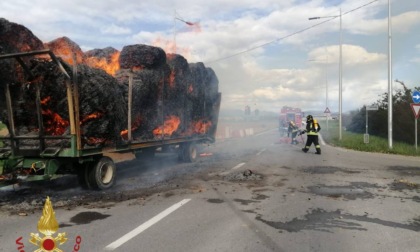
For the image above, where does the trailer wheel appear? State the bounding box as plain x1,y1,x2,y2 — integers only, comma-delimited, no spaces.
180,142,197,163
76,163,92,190
88,156,116,190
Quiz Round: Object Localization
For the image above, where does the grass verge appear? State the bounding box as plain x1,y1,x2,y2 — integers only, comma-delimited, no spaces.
319,120,420,156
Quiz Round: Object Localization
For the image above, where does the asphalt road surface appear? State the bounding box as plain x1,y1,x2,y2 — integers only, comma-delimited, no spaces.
1,127,420,252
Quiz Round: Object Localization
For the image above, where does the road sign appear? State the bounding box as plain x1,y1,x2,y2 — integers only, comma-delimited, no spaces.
324,107,330,113
412,91,420,104
366,105,378,111
410,103,420,119
364,134,369,144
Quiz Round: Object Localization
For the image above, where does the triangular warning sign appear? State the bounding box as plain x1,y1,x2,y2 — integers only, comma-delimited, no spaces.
410,103,420,119
324,107,331,114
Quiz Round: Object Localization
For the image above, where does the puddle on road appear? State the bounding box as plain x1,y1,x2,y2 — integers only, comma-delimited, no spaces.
252,194,270,200
256,208,420,233
233,199,259,205
388,166,420,176
308,182,382,200
69,211,111,225
207,198,224,204
390,179,420,191
302,166,360,174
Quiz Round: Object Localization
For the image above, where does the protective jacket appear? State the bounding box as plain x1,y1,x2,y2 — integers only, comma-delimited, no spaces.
306,119,321,135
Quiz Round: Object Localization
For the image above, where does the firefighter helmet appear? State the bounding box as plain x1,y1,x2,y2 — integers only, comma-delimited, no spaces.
306,115,313,121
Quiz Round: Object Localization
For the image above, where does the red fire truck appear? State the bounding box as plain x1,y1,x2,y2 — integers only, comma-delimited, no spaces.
279,106,304,135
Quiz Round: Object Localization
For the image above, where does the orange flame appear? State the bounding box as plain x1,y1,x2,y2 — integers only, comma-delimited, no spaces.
50,47,84,65
168,70,176,88
132,66,145,71
153,115,180,136
41,96,51,105
120,116,142,140
42,109,69,135
86,51,121,76
191,120,212,134
80,112,103,125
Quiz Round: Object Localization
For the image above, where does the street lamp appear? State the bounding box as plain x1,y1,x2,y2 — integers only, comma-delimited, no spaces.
173,11,195,54
309,8,342,140
387,0,393,149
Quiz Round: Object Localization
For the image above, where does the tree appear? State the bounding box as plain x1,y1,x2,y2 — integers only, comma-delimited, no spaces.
347,81,418,144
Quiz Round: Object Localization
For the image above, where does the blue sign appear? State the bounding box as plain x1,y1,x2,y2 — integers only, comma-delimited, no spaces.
413,91,420,104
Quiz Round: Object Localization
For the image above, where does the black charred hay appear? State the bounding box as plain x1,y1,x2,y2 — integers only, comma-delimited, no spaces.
0,18,219,149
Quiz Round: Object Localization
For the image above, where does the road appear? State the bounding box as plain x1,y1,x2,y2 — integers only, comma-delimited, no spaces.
1,126,420,251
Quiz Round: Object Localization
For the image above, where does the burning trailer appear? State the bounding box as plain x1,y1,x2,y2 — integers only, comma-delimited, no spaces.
0,18,221,190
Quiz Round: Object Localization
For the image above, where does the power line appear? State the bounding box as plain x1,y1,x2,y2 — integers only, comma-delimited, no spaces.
205,0,379,64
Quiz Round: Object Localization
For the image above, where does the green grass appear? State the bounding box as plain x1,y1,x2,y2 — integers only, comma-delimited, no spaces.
319,120,420,156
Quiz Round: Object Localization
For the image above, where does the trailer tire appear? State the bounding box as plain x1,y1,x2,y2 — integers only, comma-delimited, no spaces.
76,163,92,190
180,142,197,163
88,156,116,190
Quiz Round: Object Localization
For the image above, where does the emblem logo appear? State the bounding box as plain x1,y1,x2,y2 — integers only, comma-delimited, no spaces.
29,196,67,252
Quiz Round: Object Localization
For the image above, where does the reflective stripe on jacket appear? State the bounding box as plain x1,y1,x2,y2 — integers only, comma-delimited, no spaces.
306,121,320,135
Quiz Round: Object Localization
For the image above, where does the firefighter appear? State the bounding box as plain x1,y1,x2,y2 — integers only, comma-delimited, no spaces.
288,121,299,144
300,115,321,154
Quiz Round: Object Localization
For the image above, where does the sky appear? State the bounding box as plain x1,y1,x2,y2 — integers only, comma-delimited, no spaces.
1,0,419,114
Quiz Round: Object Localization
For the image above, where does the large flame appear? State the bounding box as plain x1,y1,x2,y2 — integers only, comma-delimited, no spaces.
37,197,59,236
40,96,104,135
191,120,211,134
50,47,83,65
153,115,180,136
86,51,121,76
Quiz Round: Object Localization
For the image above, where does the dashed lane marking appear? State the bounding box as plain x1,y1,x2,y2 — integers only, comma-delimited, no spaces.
104,199,191,250
219,162,246,176
232,162,246,170
256,148,266,156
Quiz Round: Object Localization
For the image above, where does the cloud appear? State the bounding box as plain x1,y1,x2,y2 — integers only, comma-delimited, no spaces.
308,44,386,66
347,11,420,35
101,24,131,35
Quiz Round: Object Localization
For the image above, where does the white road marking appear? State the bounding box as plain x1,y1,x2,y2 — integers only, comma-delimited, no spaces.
219,162,246,175
256,148,266,156
232,162,246,170
104,199,191,251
